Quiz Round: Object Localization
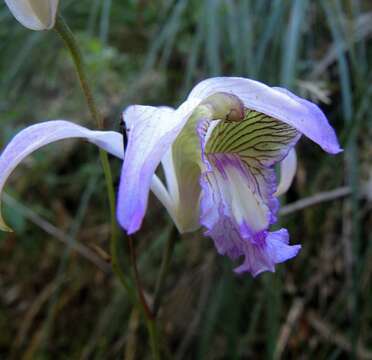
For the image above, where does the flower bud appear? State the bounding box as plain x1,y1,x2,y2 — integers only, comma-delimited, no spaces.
5,0,59,30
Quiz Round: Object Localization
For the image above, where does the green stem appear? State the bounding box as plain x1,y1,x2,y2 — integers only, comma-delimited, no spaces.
54,15,102,128
153,226,178,315
54,15,130,292
147,317,161,360
128,236,154,320
128,235,161,359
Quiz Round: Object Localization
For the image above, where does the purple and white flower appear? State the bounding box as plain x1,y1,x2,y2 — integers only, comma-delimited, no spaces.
0,77,341,277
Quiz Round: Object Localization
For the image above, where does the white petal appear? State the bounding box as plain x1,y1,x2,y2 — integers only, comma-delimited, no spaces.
275,148,297,197
5,0,59,30
0,120,123,231
117,99,200,234
150,175,180,231
161,148,179,205
215,158,270,232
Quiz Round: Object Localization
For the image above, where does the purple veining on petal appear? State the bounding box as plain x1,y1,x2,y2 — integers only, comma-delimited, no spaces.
196,118,301,277
209,152,280,228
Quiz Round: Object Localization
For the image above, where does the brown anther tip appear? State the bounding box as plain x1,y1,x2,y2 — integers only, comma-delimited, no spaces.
200,92,245,123
226,106,245,122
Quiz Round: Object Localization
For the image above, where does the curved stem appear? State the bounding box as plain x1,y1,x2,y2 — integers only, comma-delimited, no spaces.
54,15,102,128
54,15,129,292
153,226,178,315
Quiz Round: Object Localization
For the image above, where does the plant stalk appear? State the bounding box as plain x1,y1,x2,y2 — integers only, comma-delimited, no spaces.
54,15,130,292
153,226,178,315
128,235,161,360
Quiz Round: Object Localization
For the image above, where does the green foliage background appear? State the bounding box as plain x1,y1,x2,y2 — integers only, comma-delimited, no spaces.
0,0,371,358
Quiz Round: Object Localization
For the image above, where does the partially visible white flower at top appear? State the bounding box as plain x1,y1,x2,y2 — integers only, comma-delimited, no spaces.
5,0,59,30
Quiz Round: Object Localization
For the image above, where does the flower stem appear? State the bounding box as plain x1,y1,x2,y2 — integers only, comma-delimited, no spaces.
54,15,102,128
128,235,161,360
153,226,178,315
147,318,161,360
54,15,130,292
128,235,154,320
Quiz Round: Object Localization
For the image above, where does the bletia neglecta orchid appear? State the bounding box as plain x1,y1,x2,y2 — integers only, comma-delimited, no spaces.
0,77,341,277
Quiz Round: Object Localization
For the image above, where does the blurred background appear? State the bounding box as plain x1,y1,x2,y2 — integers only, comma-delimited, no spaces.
0,0,371,359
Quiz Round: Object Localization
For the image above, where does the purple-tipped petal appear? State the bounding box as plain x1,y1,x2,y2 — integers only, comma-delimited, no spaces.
197,111,302,276
201,109,301,226
188,77,342,154
233,229,301,277
0,120,124,231
117,99,200,234
199,167,301,277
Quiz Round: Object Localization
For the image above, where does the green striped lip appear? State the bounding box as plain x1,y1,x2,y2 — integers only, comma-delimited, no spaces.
205,109,300,166
204,109,300,200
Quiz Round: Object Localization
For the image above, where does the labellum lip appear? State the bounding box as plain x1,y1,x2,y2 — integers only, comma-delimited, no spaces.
198,107,303,276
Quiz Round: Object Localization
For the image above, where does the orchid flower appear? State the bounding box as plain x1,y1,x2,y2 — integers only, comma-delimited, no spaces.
117,77,341,276
0,77,341,277
5,0,59,30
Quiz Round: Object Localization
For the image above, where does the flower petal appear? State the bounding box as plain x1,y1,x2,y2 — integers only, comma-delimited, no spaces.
117,99,200,234
149,174,177,227
203,109,301,228
5,0,59,30
161,149,179,205
275,148,297,197
204,153,277,234
160,148,200,233
197,110,302,276
233,229,301,277
188,77,342,154
0,120,123,231
199,164,301,277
